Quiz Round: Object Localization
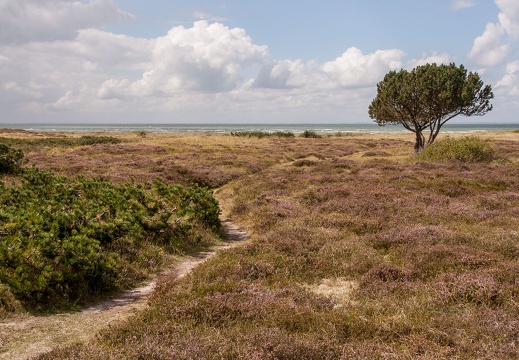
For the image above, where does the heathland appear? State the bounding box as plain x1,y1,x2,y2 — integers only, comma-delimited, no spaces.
1,129,518,359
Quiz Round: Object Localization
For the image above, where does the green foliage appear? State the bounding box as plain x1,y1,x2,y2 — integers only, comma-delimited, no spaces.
0,135,122,149
75,136,122,146
0,168,221,312
0,282,22,316
369,63,494,152
415,136,495,162
0,143,25,175
231,131,295,138
300,130,321,138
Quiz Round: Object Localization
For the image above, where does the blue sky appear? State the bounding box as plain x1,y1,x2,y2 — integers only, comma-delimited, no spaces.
110,0,497,60
0,0,517,124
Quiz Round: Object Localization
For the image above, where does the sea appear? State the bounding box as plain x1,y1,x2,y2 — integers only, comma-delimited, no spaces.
3,123,519,135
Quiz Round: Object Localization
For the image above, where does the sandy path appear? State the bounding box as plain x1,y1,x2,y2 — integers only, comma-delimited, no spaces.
0,220,248,360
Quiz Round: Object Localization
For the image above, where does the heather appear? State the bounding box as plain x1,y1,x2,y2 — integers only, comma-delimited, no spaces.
1,130,516,359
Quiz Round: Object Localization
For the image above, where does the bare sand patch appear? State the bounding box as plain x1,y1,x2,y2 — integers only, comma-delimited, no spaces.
304,278,359,308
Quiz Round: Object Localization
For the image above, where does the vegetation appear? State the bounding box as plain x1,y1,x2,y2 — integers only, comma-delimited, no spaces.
0,164,221,313
0,143,25,174
300,130,321,138
415,136,495,162
0,131,517,359
230,131,295,138
0,135,123,150
369,63,494,153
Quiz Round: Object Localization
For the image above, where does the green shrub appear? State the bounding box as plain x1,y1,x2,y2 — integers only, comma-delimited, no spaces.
0,282,22,316
231,131,294,138
0,143,25,174
0,168,221,312
76,135,122,146
273,131,295,138
0,136,122,149
300,130,321,138
415,136,494,162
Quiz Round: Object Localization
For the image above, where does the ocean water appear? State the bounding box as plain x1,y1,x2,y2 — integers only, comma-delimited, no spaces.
4,123,519,134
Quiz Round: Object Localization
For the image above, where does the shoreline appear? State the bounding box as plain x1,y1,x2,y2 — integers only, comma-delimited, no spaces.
0,122,518,135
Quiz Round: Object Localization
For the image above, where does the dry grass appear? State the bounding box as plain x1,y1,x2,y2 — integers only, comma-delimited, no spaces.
0,302,144,360
1,129,518,359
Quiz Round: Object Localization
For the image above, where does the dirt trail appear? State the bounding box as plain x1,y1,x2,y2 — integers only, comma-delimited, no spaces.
0,220,249,360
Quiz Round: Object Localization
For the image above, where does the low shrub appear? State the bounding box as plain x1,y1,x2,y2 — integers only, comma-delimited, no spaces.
415,136,494,162
0,135,123,149
433,272,502,306
0,168,221,312
293,159,318,167
300,130,321,138
0,143,25,174
0,282,22,316
231,131,294,138
75,135,122,146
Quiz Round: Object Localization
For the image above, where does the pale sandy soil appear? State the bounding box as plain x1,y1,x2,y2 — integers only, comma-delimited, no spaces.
0,220,248,360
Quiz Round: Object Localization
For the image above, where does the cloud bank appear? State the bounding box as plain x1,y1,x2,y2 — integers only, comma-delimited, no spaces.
0,0,516,123
468,0,519,113
0,0,134,44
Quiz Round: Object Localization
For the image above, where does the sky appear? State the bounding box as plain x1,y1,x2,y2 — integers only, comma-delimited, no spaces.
0,0,518,124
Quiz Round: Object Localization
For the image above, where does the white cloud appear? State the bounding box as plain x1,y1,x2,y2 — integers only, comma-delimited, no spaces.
0,0,135,44
322,47,405,88
496,60,519,96
495,0,519,37
100,21,268,98
0,12,472,124
254,59,321,89
72,29,153,69
3,81,43,99
254,47,406,91
468,22,510,66
407,52,454,68
468,0,519,66
192,10,227,22
51,86,91,111
1,0,510,125
452,0,476,11
0,27,152,118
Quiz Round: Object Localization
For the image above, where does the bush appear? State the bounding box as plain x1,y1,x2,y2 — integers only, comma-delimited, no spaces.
77,136,122,145
0,143,25,174
0,136,123,149
0,168,221,312
0,282,22,316
300,130,321,138
415,136,494,162
231,131,294,138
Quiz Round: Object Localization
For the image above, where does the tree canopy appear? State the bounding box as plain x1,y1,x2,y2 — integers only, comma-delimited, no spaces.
368,63,494,153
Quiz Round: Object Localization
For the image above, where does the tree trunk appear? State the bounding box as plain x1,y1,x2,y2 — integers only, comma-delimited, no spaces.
427,133,437,146
414,131,425,153
427,121,442,146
